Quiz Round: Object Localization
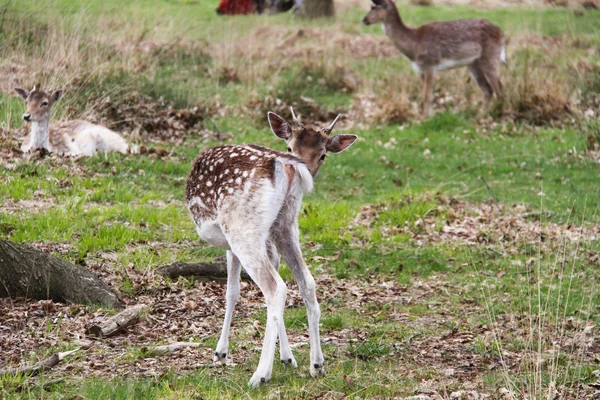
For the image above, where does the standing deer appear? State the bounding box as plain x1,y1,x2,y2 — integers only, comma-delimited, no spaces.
14,84,130,156
185,108,357,386
363,0,507,117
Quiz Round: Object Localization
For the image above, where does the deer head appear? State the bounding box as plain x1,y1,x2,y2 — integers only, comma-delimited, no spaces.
363,0,394,25
267,108,357,177
14,84,63,123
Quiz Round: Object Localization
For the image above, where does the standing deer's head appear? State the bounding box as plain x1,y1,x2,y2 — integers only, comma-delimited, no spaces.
13,84,63,123
363,0,394,25
268,108,358,177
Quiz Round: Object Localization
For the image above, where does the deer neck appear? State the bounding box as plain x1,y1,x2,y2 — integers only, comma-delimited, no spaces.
29,119,50,150
383,8,416,60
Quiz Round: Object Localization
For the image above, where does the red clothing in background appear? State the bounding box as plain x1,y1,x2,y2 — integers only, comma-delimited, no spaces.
217,0,256,14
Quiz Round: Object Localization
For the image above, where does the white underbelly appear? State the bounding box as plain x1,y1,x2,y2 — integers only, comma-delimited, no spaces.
434,55,479,71
195,221,230,250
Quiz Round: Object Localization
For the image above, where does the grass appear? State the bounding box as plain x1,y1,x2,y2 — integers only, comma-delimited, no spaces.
1,0,600,399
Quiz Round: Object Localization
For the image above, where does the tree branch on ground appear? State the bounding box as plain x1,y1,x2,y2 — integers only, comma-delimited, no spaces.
156,259,250,280
86,304,149,338
0,349,78,377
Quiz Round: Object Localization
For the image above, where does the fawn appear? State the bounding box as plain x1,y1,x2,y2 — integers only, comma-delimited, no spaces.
363,0,507,117
185,109,357,386
14,84,129,156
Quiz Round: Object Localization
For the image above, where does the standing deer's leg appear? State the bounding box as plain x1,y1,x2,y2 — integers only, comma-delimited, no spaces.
468,65,493,108
268,240,298,368
214,250,241,365
485,67,503,101
275,224,325,378
421,69,434,118
230,238,287,387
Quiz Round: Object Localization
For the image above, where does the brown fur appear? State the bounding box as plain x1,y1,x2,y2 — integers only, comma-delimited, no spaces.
363,0,506,116
186,144,299,221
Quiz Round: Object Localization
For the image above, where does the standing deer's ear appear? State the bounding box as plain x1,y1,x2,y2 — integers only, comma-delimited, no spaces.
14,87,30,101
268,112,292,140
51,89,63,103
326,134,358,153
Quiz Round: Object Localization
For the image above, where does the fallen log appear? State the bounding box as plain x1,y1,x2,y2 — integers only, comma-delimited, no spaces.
156,259,249,280
0,240,122,309
86,304,149,338
0,349,78,377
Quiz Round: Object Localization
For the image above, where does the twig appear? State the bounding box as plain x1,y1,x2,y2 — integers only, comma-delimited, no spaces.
517,211,554,219
141,341,205,357
480,176,500,211
0,349,78,377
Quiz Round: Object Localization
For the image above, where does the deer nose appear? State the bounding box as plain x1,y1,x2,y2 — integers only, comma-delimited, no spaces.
362,17,370,25
23,113,31,122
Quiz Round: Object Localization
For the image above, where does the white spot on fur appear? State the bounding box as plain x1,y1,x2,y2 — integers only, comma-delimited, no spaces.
206,181,213,187
242,171,249,178
250,155,257,161
227,188,233,194
188,196,207,209
230,153,238,157
235,177,241,184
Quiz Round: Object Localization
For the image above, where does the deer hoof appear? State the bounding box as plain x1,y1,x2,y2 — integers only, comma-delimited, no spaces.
281,356,298,368
212,351,227,365
248,375,269,387
310,363,325,377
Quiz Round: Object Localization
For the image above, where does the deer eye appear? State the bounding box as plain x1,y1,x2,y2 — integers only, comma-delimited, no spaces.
319,154,326,161
287,147,292,153
41,102,49,107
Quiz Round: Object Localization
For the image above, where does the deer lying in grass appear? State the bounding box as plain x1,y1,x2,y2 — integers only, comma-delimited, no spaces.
363,0,507,117
185,108,357,386
14,84,129,156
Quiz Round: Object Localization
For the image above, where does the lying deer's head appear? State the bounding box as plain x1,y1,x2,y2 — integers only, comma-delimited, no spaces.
363,0,393,25
13,84,63,123
268,108,358,177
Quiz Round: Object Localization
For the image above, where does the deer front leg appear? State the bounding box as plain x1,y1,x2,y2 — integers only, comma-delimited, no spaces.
421,68,434,118
214,250,241,365
276,228,325,378
268,241,298,368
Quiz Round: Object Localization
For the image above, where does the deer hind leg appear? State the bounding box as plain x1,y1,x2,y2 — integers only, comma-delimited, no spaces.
468,65,493,108
275,225,325,378
421,69,435,118
214,250,241,365
229,239,287,387
267,240,298,368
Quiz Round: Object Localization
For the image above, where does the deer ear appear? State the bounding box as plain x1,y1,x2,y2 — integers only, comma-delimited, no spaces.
267,112,292,140
326,134,358,153
14,87,30,100
51,89,63,103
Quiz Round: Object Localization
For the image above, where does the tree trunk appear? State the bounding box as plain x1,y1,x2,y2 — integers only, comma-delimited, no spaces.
301,0,334,18
0,240,122,309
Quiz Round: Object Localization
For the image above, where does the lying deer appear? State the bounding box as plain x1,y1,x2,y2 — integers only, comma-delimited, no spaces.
186,108,357,386
14,84,129,156
363,0,507,117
